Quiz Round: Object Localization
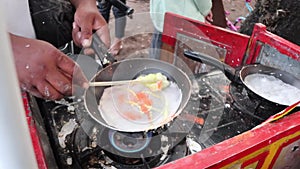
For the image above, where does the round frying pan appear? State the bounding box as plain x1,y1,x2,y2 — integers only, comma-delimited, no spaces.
83,58,192,132
183,50,300,108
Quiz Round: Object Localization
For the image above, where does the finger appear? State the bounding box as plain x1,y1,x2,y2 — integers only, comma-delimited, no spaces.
45,71,72,96
93,14,108,30
82,37,92,48
72,65,89,89
28,88,43,99
205,12,214,24
79,17,94,45
20,83,43,98
72,22,82,47
78,14,108,48
95,23,111,48
83,48,95,55
55,55,89,89
36,80,64,100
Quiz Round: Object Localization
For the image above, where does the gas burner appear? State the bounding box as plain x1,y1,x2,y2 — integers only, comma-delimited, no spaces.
108,130,152,153
70,124,188,168
103,149,165,168
36,98,190,168
101,139,188,169
100,129,161,160
69,126,163,168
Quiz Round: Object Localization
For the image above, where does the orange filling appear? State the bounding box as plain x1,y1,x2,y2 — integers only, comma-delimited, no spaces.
123,112,142,120
157,80,163,90
131,91,153,120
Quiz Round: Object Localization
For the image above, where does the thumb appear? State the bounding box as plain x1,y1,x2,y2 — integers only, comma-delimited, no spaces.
79,19,93,47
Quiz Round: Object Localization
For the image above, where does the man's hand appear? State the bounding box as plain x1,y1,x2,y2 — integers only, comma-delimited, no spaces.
205,11,213,24
10,34,88,100
71,0,111,49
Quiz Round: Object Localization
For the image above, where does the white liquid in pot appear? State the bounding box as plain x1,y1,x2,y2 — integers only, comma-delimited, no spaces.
244,73,300,106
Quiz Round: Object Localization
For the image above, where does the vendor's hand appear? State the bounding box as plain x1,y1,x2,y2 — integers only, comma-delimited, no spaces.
71,0,110,51
10,34,88,100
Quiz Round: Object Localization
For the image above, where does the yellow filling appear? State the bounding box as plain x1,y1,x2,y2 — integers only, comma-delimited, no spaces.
136,73,170,91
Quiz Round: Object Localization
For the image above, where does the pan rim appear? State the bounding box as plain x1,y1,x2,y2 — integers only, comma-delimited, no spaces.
240,64,300,107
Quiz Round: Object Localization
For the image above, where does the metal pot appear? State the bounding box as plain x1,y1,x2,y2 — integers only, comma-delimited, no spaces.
183,50,300,109
83,58,192,132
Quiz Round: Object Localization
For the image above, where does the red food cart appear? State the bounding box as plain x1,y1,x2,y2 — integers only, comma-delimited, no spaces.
15,12,300,169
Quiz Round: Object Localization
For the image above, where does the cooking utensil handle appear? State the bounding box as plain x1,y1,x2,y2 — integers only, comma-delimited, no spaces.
91,34,116,66
89,79,138,87
183,50,239,83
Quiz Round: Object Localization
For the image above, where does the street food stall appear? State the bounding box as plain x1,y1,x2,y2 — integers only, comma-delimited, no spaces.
157,12,300,169
5,12,300,169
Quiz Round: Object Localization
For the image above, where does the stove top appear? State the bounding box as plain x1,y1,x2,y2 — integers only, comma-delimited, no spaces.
34,69,280,169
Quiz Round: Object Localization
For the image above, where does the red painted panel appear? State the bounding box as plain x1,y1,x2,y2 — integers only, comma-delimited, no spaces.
241,151,269,169
246,23,300,64
156,111,300,169
162,12,250,67
22,92,48,169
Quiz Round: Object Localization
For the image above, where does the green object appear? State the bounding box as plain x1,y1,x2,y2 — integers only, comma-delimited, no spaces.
137,73,170,91
150,0,212,32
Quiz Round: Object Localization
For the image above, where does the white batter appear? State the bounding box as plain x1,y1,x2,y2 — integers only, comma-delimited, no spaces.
98,82,182,132
244,73,300,106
